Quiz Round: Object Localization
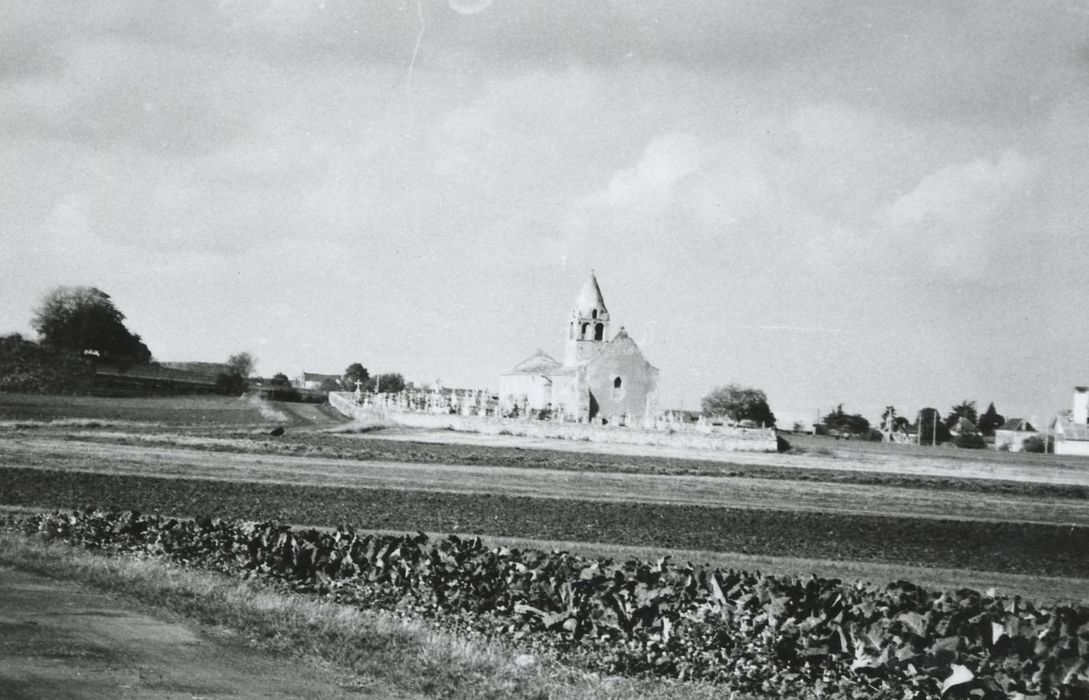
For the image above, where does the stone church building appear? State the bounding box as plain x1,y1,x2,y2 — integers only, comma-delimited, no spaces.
499,272,659,423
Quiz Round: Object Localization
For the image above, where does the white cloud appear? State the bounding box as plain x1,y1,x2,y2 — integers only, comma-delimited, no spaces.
883,149,1041,280
595,132,704,213
886,149,1039,228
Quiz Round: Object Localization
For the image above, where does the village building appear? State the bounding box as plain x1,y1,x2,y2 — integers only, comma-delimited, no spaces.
1051,387,1089,456
499,272,659,423
993,417,1040,452
294,372,341,390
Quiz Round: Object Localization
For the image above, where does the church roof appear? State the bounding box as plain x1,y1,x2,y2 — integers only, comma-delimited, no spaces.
574,271,608,314
502,348,562,376
581,327,659,373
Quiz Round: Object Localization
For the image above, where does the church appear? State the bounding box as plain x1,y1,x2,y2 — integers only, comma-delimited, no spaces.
499,272,660,423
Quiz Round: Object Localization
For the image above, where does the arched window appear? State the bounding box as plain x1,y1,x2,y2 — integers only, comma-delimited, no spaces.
591,309,598,319
613,377,622,389
594,323,604,341
612,376,623,399
581,323,590,339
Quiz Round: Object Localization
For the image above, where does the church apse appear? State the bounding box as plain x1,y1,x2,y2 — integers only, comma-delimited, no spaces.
581,329,659,421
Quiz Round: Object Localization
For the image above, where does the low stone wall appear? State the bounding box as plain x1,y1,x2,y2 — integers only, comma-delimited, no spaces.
328,392,777,453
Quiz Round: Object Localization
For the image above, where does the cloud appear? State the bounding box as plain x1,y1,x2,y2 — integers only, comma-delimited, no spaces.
883,149,1041,280
595,132,704,212
561,101,918,277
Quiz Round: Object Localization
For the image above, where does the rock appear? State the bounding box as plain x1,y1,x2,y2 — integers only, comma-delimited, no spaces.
269,426,284,436
513,654,536,669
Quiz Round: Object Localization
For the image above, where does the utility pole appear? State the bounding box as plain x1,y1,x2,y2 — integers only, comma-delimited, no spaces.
932,409,937,447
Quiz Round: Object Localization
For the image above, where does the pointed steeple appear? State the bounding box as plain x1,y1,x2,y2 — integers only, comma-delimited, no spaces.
574,270,608,316
564,270,610,366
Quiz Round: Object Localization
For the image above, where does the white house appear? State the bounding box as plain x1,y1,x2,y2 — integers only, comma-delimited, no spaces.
1051,387,1089,456
993,418,1039,452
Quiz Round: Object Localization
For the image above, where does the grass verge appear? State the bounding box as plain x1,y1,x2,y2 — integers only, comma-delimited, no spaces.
0,531,719,700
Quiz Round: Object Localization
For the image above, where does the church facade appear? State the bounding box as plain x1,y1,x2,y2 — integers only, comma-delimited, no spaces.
499,273,660,423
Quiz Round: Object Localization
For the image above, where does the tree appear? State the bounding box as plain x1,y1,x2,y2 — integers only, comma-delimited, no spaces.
944,400,978,430
319,377,343,392
343,363,370,389
215,352,255,395
31,286,151,363
214,372,246,395
977,402,1005,437
270,372,291,387
366,372,406,394
701,384,776,427
875,404,910,437
918,407,952,445
226,352,256,379
954,431,987,449
822,404,871,436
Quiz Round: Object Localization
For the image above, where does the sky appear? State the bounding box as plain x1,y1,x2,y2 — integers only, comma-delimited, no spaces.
2,1,1088,426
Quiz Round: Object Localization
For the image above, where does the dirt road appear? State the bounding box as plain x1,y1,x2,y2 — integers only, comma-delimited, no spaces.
0,564,377,699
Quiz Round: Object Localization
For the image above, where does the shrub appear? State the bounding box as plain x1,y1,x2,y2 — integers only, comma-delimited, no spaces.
954,432,987,449
1022,435,1053,453
214,372,246,395
0,334,95,394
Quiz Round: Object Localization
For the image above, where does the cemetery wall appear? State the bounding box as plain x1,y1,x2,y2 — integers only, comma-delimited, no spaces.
328,392,777,452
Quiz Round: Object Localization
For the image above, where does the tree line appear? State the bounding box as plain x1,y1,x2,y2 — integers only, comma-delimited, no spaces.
699,383,1020,450
20,286,406,399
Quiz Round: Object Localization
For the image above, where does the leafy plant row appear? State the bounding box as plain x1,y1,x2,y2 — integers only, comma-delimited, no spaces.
13,508,1089,699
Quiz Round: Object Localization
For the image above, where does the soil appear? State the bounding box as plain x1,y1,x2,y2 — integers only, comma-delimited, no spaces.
4,437,1087,526
3,467,1088,578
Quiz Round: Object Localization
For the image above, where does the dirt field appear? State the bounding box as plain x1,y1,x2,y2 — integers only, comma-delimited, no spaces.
2,393,1088,603
3,437,1088,525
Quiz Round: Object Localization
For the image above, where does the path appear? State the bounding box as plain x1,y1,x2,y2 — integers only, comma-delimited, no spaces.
0,564,378,699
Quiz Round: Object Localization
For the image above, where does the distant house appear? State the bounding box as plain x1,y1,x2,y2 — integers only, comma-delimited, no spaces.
295,372,340,390
1051,415,1089,455
949,416,979,437
993,418,1039,452
1051,387,1089,456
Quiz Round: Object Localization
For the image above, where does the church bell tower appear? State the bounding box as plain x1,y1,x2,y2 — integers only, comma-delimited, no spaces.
564,271,610,366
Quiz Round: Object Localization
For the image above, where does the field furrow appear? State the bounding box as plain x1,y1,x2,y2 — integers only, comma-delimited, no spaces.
2,438,1088,525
